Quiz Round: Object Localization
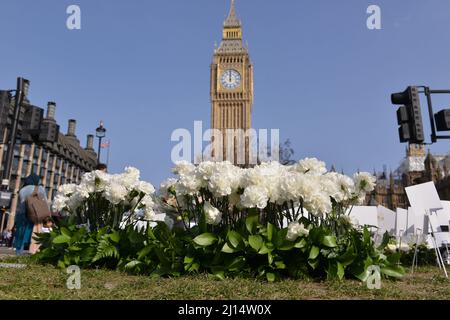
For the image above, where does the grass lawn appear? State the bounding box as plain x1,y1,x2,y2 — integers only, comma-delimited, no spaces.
0,256,449,300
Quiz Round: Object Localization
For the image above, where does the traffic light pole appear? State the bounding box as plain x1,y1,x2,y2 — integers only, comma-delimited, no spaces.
3,77,25,184
420,87,450,143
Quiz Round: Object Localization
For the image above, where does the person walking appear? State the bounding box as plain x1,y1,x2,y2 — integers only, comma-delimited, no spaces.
13,173,49,255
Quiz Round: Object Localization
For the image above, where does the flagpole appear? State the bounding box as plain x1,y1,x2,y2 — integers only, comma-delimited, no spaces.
106,139,111,168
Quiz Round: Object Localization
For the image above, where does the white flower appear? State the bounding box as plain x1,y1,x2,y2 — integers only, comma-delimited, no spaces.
177,172,202,196
322,173,355,202
204,201,222,225
286,222,309,241
104,183,128,205
207,162,243,197
133,181,155,195
52,194,69,212
117,167,141,190
387,243,397,252
172,161,195,176
81,170,110,192
160,178,177,196
57,184,77,196
303,191,332,217
240,185,269,209
353,172,376,193
294,158,327,176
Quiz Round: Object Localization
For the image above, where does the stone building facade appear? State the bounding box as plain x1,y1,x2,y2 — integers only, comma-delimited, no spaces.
0,87,97,230
365,144,450,210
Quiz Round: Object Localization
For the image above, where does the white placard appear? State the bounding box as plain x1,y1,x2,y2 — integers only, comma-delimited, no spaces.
347,206,378,228
406,207,417,235
377,205,396,235
409,206,429,234
405,182,443,212
396,208,408,236
436,201,450,228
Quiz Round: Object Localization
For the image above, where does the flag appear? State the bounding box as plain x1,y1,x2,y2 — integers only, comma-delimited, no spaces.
101,140,110,149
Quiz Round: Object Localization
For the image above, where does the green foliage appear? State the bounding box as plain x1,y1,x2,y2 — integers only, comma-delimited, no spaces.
400,244,438,266
34,217,405,282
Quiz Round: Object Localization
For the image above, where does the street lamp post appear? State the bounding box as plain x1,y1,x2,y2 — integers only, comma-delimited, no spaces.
95,121,106,163
3,77,27,184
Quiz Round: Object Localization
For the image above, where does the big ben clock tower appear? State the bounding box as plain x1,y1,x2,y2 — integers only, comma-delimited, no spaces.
210,0,254,165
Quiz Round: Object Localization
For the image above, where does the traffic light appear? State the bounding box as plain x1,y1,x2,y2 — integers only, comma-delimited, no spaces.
391,86,425,144
434,109,450,131
0,91,12,136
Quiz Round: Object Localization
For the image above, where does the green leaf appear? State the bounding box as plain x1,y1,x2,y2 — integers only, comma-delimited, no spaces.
274,260,286,270
227,231,244,250
322,235,337,248
57,260,66,269
378,232,391,250
267,223,275,242
245,214,259,234
53,234,71,244
266,272,276,282
60,227,72,238
309,246,320,260
193,233,218,247
221,243,236,254
278,241,294,251
184,256,194,264
109,231,120,243
211,267,225,280
386,252,401,265
227,257,246,272
381,265,405,278
337,261,345,280
294,239,307,249
124,260,143,270
308,259,319,270
258,244,272,255
248,235,263,251
274,228,288,248
268,252,274,265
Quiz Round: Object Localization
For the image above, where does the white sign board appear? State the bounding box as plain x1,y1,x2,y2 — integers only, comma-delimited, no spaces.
405,182,443,212
436,201,450,228
396,208,408,236
408,206,428,234
377,205,396,235
347,206,378,228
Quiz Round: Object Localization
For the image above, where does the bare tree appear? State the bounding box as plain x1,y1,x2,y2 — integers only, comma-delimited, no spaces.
279,139,295,165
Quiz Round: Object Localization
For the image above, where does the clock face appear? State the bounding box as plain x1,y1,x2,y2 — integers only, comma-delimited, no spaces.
220,69,241,90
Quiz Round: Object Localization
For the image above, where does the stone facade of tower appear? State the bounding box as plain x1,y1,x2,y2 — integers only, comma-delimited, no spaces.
210,0,254,165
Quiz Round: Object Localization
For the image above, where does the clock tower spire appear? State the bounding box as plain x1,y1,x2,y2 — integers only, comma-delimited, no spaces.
210,0,254,165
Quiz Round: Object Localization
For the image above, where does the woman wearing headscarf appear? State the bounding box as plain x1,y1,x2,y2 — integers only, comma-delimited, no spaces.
13,173,49,255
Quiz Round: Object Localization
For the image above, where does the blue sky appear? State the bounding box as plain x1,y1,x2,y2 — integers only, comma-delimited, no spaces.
1,0,450,185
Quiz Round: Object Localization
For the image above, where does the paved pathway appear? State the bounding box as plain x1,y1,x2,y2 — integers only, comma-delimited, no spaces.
0,247,16,258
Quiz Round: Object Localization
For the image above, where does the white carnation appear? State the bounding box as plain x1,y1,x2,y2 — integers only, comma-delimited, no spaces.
52,194,69,212
172,161,195,176
353,172,376,193
133,181,155,195
104,183,128,205
240,185,269,209
57,184,77,196
294,158,327,176
204,201,222,225
286,222,309,241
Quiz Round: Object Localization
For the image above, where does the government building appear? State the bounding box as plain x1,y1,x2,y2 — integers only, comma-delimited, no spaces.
364,143,450,209
0,81,97,230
